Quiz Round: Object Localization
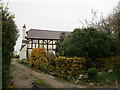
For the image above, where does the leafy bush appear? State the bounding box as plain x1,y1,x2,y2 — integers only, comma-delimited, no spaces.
29,54,120,81
29,52,119,80
1,3,18,88
29,48,48,68
38,62,49,73
79,56,120,72
60,27,118,58
48,56,87,80
94,56,120,71
17,59,28,64
88,68,98,80
82,70,120,86
47,52,56,62
55,32,66,56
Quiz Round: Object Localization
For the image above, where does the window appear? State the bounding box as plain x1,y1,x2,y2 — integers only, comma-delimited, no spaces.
53,40,57,44
53,45,56,49
33,40,38,44
48,45,52,49
44,45,47,49
48,40,52,44
39,40,43,44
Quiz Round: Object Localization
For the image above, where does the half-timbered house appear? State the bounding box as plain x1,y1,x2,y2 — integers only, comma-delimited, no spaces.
20,25,70,59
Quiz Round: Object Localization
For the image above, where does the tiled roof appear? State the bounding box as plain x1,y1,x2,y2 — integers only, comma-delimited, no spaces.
26,29,71,39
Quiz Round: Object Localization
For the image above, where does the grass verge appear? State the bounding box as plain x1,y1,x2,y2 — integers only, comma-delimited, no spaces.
33,79,54,89
31,74,54,89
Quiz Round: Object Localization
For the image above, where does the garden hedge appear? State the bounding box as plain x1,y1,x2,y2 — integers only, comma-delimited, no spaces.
29,48,120,80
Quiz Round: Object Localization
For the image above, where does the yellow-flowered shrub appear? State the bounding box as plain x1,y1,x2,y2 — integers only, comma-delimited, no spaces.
48,56,87,79
47,56,120,80
29,48,120,80
29,48,48,68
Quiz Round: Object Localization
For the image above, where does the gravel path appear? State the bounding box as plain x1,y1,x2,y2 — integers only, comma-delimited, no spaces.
10,60,85,88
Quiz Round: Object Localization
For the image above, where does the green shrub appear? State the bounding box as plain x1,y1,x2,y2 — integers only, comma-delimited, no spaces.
88,68,98,80
94,56,120,71
17,60,22,64
38,56,120,80
17,59,28,64
82,70,120,86
47,52,56,62
84,56,120,72
60,27,118,58
2,3,18,88
38,62,49,73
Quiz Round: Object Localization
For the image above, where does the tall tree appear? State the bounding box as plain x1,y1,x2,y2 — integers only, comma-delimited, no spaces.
1,2,18,88
89,6,120,38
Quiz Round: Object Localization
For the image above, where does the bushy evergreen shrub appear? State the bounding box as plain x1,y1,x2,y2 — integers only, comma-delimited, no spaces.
88,68,98,80
60,27,118,58
1,3,18,88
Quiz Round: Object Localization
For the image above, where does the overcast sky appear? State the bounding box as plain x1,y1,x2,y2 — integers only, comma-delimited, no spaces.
3,0,120,54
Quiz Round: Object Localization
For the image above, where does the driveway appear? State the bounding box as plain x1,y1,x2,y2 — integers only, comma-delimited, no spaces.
10,59,85,88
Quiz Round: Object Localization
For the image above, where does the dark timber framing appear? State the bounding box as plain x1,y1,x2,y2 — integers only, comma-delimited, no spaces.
26,38,59,58
24,29,71,58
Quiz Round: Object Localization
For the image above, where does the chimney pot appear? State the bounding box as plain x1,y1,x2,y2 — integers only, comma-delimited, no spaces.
23,24,26,29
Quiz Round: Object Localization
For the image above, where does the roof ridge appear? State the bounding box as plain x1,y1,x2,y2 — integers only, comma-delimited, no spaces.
28,29,71,32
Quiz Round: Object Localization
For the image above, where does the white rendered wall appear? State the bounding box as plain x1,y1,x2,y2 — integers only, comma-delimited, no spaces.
20,25,27,60
20,44,27,60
